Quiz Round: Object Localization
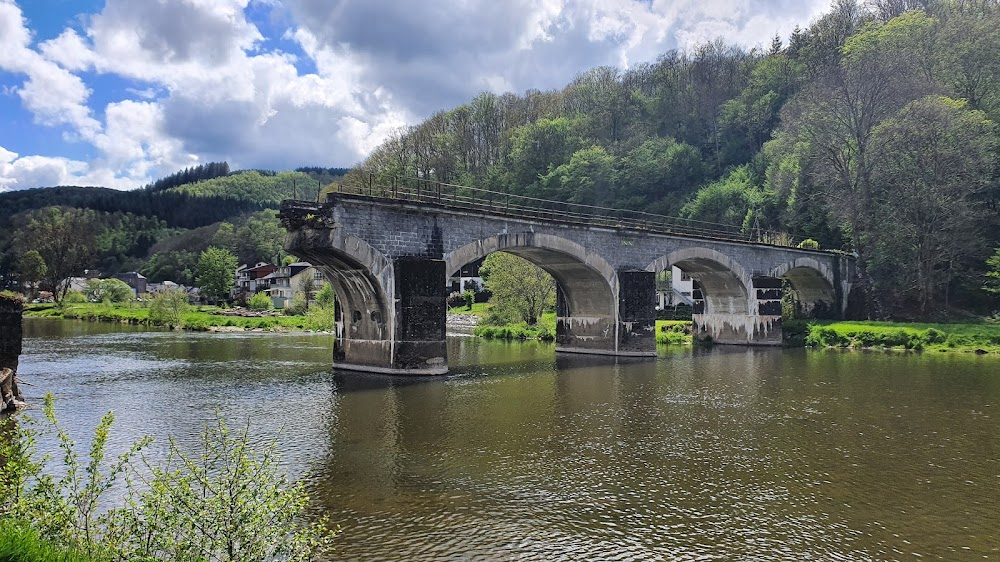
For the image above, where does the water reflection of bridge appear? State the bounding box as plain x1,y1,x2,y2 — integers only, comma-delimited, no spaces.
280,175,856,374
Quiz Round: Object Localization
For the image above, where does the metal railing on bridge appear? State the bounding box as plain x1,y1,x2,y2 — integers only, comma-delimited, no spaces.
318,172,797,247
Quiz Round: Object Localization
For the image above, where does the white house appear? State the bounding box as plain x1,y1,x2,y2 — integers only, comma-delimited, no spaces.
655,266,694,309
448,257,484,294
266,262,323,309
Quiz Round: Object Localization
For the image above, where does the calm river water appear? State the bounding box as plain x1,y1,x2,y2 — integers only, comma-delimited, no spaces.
18,318,1000,561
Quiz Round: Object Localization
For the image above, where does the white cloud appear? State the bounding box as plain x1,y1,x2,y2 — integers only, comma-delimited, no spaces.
0,148,136,191
0,1,100,139
0,0,834,191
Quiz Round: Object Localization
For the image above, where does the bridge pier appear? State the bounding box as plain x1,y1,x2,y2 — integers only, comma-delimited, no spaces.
554,270,656,357
328,257,448,376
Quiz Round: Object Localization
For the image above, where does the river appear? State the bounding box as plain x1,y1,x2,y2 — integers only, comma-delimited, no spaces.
17,318,1000,560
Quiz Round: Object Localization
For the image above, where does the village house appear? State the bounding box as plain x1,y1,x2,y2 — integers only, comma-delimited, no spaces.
113,272,147,296
232,262,277,300
265,262,321,309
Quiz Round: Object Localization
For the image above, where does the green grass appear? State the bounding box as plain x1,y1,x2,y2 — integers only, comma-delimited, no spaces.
656,320,693,345
0,519,106,562
23,302,334,332
447,302,491,316
473,315,694,345
474,311,556,341
786,319,1000,353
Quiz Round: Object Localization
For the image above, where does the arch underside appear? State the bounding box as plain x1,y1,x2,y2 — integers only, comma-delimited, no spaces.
290,245,394,369
783,266,836,317
446,233,627,354
501,247,614,319
672,257,749,315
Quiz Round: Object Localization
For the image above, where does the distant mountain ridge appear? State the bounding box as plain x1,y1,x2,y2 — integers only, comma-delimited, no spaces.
0,168,347,229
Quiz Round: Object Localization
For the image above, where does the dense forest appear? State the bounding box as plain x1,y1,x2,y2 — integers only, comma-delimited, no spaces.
349,0,1000,318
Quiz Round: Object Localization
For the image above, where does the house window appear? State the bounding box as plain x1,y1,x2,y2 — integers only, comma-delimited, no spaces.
680,272,692,281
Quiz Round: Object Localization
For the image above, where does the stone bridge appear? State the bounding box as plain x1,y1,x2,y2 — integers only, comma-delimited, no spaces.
281,192,856,375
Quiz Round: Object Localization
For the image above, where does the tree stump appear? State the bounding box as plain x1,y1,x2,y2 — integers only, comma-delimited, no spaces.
0,294,24,410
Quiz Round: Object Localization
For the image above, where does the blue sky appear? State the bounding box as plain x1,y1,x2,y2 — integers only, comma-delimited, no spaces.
0,0,830,191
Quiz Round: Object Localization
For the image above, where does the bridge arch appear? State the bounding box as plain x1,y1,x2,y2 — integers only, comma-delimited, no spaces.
284,231,395,365
646,248,753,314
445,232,618,319
769,257,837,318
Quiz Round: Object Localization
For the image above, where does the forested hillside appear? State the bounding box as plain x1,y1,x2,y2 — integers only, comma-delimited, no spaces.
349,0,1000,318
0,167,347,290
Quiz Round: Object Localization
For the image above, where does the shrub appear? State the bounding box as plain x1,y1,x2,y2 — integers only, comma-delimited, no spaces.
247,291,274,311
0,395,337,561
148,289,190,327
805,326,848,347
61,290,87,304
463,290,475,310
923,328,946,344
797,238,820,250
285,294,308,316
447,291,465,308
315,282,335,308
84,278,134,303
306,304,335,331
103,418,337,561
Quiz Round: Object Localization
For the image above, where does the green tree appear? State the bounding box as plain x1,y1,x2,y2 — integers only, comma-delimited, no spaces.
315,282,335,308
233,210,287,266
480,252,555,325
247,291,274,311
507,117,586,193
868,96,997,314
16,250,47,298
985,248,1000,296
84,278,134,303
148,289,190,327
616,138,704,211
773,10,936,314
141,251,198,285
15,207,99,302
195,247,238,301
539,146,616,205
680,165,767,229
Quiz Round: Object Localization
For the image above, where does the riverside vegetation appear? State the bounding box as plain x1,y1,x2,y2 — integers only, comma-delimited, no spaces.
0,394,337,561
23,292,336,333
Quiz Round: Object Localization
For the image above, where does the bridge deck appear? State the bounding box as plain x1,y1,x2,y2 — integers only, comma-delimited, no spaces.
283,173,802,247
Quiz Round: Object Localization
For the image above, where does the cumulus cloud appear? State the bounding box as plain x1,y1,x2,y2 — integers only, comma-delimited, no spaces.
0,0,831,191
0,1,100,138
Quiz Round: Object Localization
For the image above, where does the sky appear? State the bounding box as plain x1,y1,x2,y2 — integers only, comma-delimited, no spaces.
0,0,831,192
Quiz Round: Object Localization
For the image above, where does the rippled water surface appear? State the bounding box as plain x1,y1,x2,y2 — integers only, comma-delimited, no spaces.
19,318,1000,560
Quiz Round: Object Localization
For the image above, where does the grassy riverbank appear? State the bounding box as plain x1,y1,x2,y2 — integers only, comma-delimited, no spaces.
24,302,333,331
452,302,696,345
786,320,1000,353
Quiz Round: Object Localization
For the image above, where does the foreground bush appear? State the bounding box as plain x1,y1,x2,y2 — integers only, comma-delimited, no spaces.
0,519,100,562
0,394,337,561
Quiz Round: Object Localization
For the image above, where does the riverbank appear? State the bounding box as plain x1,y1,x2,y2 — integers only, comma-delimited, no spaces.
787,320,1000,353
27,303,1000,354
449,303,696,345
24,302,333,332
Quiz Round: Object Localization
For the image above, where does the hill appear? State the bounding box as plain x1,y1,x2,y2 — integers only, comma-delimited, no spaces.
0,167,347,288
349,1,1000,318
